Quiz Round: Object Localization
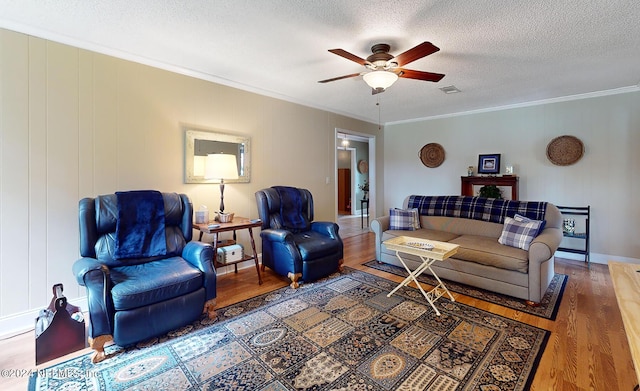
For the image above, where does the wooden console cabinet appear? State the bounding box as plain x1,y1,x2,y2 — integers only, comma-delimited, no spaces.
461,176,519,200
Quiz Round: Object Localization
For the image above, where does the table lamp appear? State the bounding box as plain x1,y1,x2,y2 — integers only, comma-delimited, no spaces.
205,153,239,215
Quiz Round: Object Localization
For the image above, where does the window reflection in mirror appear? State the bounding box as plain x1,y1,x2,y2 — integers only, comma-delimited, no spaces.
184,127,251,183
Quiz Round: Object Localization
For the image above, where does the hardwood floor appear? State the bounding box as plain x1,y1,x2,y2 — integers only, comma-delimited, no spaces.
337,212,370,239
0,232,636,390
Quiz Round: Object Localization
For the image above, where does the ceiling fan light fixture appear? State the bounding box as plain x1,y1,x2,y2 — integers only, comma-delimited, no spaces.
384,61,398,70
363,70,398,90
364,62,376,70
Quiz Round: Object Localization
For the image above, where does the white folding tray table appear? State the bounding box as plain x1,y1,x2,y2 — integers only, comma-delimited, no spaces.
383,236,460,315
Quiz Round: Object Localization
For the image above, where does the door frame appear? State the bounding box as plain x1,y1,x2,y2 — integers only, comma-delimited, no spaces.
334,128,376,221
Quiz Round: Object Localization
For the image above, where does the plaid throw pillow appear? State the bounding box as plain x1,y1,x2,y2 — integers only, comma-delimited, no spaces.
389,208,421,230
514,213,546,236
498,216,543,250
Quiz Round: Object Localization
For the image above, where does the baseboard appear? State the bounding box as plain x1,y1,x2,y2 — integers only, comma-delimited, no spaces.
0,297,88,341
214,254,263,276
555,251,640,265
0,254,263,341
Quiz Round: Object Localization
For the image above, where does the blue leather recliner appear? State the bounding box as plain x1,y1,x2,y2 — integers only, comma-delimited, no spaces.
72,191,216,363
255,186,343,288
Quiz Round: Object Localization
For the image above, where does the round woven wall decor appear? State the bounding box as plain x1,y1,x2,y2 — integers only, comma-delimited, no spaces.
546,135,584,166
357,159,369,174
419,143,445,168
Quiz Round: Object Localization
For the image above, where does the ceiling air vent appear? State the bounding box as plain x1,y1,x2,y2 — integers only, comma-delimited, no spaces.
439,85,461,94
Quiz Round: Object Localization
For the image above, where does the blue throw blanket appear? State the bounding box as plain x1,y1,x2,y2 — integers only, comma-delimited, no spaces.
274,186,309,232
406,195,547,224
114,190,167,260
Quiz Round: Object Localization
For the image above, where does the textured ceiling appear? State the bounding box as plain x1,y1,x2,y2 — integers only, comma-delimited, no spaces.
1,0,639,124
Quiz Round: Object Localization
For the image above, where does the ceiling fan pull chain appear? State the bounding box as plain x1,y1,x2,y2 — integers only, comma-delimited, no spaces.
377,95,381,130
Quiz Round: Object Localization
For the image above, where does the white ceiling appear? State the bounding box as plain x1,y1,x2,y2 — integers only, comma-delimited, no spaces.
1,0,639,124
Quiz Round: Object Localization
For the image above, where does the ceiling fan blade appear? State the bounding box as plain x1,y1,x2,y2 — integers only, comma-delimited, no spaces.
393,42,440,67
398,68,445,82
318,73,362,83
328,49,367,65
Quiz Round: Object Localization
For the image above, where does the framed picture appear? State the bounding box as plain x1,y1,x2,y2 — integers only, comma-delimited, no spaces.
478,154,501,174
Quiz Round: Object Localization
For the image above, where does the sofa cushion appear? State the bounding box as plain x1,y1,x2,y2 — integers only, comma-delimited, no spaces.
498,216,544,251
448,234,529,273
110,257,204,310
381,228,460,243
419,215,505,238
389,208,420,230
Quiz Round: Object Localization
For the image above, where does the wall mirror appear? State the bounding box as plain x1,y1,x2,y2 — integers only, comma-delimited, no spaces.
184,127,251,183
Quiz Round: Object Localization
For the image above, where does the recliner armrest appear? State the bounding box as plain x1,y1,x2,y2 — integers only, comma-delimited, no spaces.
182,241,214,272
260,228,294,242
73,257,109,286
72,257,114,339
310,221,339,238
182,241,216,301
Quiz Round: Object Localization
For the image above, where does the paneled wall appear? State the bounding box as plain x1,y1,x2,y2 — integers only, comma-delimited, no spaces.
384,91,640,263
0,28,380,329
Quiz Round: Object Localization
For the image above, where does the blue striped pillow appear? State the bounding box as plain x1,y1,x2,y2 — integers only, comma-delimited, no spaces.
389,208,421,230
498,216,543,250
514,213,546,236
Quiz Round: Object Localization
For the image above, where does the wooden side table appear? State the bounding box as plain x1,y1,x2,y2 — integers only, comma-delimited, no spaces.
194,217,262,285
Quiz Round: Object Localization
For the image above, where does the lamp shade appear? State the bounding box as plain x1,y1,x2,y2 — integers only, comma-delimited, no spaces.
205,153,239,180
363,70,398,90
193,155,206,177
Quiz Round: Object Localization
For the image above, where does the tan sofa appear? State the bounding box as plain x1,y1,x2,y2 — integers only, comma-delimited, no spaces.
371,195,563,303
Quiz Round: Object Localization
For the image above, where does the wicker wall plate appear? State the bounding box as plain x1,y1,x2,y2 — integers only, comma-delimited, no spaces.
357,159,368,174
546,135,584,166
419,143,445,168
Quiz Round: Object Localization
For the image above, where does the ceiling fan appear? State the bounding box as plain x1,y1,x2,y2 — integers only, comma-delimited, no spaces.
318,42,445,94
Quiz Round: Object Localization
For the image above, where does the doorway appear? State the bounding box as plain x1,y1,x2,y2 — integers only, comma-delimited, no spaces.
337,148,356,215
335,130,375,226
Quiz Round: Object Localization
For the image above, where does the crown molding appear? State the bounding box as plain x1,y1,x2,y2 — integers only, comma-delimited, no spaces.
387,85,640,125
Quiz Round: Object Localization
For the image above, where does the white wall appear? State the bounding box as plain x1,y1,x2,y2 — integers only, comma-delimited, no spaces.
383,91,640,263
0,29,380,333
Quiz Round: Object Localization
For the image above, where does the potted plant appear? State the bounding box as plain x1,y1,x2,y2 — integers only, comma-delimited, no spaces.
358,180,369,200
478,184,502,199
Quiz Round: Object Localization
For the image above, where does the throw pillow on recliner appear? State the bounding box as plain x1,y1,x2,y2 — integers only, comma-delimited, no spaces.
389,208,421,230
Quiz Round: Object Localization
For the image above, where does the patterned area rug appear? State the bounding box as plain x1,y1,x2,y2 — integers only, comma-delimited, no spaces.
29,268,549,390
363,260,567,320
